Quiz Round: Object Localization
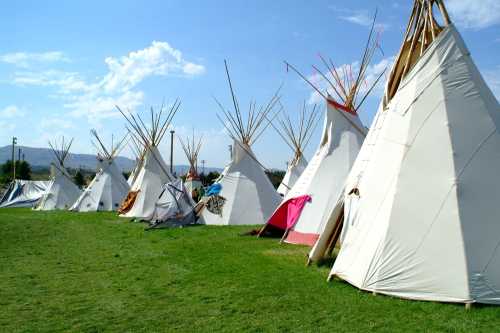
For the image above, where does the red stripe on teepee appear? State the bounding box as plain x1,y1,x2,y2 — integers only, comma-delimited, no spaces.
327,98,357,116
285,230,320,247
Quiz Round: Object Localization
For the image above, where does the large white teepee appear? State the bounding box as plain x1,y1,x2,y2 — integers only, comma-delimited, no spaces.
35,138,82,210
273,102,319,197
259,22,385,245
70,130,130,212
117,102,179,220
199,61,282,226
179,131,203,197
314,1,500,305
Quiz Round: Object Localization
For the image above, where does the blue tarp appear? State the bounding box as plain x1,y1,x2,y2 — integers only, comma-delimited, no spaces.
205,183,222,196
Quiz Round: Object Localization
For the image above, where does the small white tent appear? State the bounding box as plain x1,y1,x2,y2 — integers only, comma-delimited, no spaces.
70,130,130,212
148,179,196,228
117,102,180,220
0,180,51,208
199,60,282,226
273,102,319,197
314,1,500,305
35,137,82,210
259,25,385,245
179,131,203,197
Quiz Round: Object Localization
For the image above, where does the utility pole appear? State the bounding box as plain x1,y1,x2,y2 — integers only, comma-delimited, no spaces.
11,137,17,180
22,153,25,161
18,148,21,162
228,145,232,160
201,160,206,175
170,130,175,174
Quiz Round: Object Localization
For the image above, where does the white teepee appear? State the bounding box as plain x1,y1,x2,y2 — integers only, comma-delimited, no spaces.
117,102,179,220
199,60,282,225
179,130,203,197
314,1,500,305
70,130,130,212
273,102,319,196
259,21,385,245
35,137,82,210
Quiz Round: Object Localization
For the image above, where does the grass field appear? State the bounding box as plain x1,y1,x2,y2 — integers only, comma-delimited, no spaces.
1,209,499,332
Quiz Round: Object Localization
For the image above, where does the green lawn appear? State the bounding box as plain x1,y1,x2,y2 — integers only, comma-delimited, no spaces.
1,209,499,332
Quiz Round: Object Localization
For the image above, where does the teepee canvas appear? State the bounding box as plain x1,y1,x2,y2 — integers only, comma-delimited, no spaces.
259,21,385,246
274,102,319,197
0,179,51,208
179,131,203,197
315,0,500,305
148,179,196,228
127,136,146,187
199,61,282,226
117,102,179,220
35,138,82,210
70,130,130,212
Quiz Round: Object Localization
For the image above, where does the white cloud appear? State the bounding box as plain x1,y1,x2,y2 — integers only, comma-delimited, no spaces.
0,121,15,133
101,41,205,93
65,90,144,121
329,6,389,31
12,70,90,93
0,51,69,68
40,117,74,130
0,105,25,118
447,0,500,29
7,41,205,122
307,56,394,106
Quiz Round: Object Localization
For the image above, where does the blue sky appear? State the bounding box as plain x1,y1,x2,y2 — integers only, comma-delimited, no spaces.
0,0,499,169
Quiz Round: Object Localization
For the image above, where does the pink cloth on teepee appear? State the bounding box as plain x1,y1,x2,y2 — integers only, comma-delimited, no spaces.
266,195,312,231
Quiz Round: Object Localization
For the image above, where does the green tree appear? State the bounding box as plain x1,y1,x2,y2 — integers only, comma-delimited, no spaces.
17,161,32,180
0,160,32,183
265,170,285,189
0,161,13,184
73,170,85,188
200,171,220,186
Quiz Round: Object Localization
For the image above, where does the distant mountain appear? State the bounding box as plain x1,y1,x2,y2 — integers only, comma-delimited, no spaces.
0,145,222,174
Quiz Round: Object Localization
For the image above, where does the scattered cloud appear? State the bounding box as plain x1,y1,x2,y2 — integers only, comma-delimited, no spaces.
307,56,394,106
0,121,16,139
65,90,144,121
0,51,69,68
12,70,90,93
447,0,500,29
40,117,75,130
0,105,25,118
102,41,205,93
6,41,205,122
329,6,390,31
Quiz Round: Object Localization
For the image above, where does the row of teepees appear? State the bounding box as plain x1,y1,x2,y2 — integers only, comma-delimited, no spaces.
19,0,500,306
258,0,500,305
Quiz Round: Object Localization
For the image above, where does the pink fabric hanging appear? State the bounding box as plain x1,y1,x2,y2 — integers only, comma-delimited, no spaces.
266,195,312,231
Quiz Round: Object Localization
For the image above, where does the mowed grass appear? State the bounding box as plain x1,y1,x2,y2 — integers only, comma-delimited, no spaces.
1,209,499,332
